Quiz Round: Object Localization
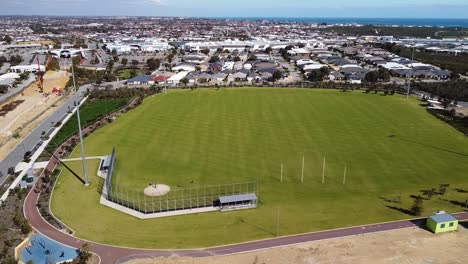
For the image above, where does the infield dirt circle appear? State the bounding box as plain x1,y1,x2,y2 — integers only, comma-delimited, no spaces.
144,184,171,197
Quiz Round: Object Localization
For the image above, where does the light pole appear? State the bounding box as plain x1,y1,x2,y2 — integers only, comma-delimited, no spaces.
71,63,89,186
406,46,415,99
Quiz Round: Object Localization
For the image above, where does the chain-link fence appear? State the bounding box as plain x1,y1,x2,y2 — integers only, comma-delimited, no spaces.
104,181,257,214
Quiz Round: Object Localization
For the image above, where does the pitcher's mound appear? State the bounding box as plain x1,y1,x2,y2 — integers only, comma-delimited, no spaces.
144,184,170,197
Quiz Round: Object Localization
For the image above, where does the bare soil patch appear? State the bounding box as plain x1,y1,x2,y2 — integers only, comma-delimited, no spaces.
126,225,468,264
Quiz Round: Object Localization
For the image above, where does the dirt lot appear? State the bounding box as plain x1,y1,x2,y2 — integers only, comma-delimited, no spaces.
127,224,468,264
0,70,70,159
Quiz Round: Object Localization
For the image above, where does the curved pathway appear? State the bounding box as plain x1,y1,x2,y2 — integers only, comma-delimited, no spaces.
24,179,468,264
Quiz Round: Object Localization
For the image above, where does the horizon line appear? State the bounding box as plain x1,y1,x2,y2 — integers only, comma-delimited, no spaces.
1,15,468,20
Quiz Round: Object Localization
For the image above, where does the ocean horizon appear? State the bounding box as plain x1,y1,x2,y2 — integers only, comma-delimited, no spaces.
216,17,468,28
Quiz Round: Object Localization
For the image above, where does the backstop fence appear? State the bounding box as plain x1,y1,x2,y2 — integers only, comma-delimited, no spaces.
104,181,257,214
102,146,116,197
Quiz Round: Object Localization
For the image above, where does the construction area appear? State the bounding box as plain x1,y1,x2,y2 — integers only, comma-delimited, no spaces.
125,223,468,264
0,70,70,160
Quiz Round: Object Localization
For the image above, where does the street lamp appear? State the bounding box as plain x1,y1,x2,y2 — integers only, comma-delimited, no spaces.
71,63,89,186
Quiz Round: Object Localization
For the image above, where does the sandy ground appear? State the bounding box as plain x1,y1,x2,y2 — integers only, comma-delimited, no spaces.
126,224,468,264
0,70,70,159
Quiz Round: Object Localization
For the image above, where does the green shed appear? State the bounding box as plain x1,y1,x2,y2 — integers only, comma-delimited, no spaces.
426,212,458,234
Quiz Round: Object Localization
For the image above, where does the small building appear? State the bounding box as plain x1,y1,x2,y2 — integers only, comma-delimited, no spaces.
98,155,113,177
126,75,154,86
426,212,458,234
218,193,257,211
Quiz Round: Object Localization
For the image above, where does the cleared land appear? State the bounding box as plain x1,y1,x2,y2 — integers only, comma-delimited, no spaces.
126,223,468,264
0,70,70,159
51,88,468,248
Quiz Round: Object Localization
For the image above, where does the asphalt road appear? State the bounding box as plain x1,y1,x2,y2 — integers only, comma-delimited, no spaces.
0,84,91,185
23,175,468,264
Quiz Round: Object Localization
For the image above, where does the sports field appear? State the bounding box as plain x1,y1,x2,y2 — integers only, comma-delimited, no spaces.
51,88,468,248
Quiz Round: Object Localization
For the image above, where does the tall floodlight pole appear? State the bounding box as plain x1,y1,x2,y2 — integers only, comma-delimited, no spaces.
406,46,415,99
71,63,89,186
322,157,326,184
343,165,347,185
276,207,280,237
301,155,305,183
280,163,283,183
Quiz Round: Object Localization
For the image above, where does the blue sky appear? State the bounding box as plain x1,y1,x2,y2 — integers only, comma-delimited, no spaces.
1,0,468,18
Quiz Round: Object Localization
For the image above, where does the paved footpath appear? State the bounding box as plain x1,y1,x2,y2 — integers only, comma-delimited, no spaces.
24,178,468,264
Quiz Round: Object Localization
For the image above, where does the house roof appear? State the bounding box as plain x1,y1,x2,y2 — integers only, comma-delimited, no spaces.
153,75,168,82
429,213,458,223
128,75,152,83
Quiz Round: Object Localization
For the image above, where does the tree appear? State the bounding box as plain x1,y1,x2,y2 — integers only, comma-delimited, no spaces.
0,85,8,93
121,57,128,66
77,243,91,264
378,68,391,82
423,188,437,199
265,47,273,53
272,70,282,82
180,78,189,87
410,196,424,216
234,56,241,62
9,55,23,66
248,54,257,61
0,55,7,67
131,60,139,67
146,58,161,71
3,35,12,44
200,48,210,55
46,57,60,71
307,67,329,82
439,184,450,195
166,54,174,63
365,71,379,83
209,55,220,63
21,219,32,234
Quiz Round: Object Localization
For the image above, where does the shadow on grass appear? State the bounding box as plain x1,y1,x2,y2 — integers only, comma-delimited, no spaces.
240,219,276,237
46,149,85,185
379,197,394,203
388,135,468,157
410,194,429,201
55,158,85,185
454,188,468,193
385,205,415,216
96,178,104,195
438,198,468,209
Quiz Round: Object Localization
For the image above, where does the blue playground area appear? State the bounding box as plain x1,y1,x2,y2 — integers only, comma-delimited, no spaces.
21,233,79,264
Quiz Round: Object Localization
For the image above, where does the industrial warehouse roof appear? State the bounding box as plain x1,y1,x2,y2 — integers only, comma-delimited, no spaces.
219,193,257,204
429,213,458,223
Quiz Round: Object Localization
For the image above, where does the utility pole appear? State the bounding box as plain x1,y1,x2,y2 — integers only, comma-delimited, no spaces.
406,46,415,99
280,163,283,183
322,157,326,184
276,207,280,237
343,165,347,185
71,63,89,186
301,155,305,183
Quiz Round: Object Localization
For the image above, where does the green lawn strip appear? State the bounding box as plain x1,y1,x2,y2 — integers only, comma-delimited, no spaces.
51,88,468,249
47,98,130,151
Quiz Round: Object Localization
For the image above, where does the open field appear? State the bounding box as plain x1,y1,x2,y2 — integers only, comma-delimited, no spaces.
126,223,468,264
0,70,70,159
51,88,468,248
119,69,144,79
